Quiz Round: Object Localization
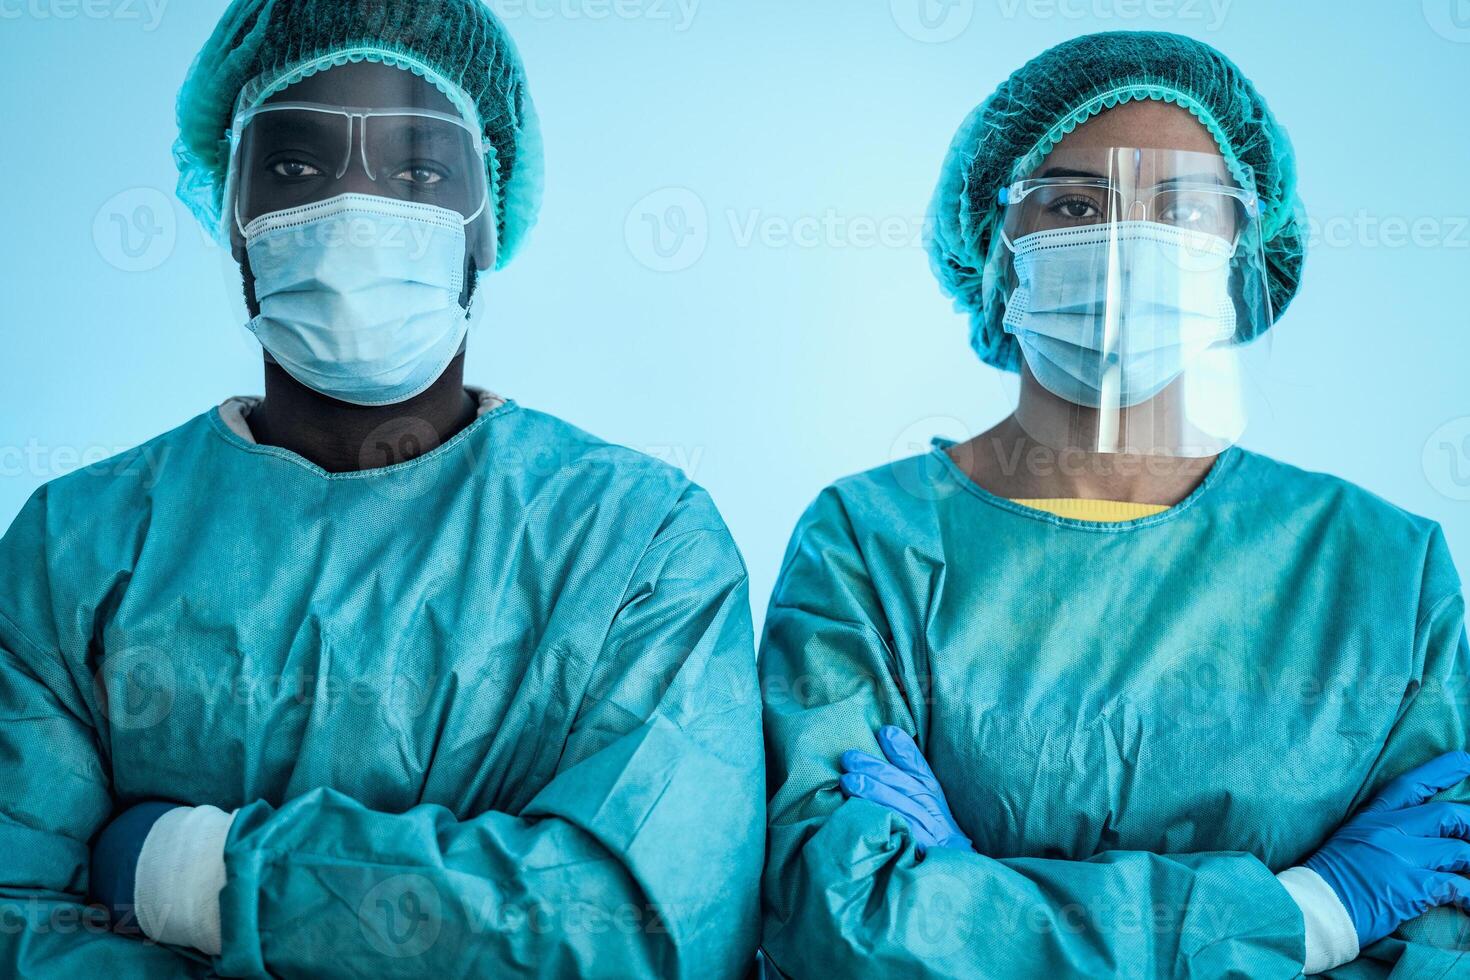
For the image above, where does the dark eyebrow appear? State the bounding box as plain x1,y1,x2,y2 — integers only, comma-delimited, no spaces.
1155,173,1230,188
1035,168,1234,188
254,111,342,139
1037,167,1107,180
373,121,463,150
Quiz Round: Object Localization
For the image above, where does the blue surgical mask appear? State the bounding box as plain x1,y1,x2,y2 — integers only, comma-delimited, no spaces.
1002,221,1238,408
243,194,478,407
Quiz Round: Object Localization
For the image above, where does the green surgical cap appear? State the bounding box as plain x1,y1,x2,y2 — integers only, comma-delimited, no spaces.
926,31,1305,371
175,0,543,268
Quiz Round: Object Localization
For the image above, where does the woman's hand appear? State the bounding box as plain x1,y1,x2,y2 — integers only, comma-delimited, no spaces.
840,725,973,854
1304,751,1470,947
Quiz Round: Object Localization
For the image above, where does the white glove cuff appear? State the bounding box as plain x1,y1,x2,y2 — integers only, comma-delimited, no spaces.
134,805,238,956
1277,865,1359,974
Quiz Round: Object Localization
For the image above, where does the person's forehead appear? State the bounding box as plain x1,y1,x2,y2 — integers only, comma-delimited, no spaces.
261,60,457,114
1035,147,1233,185
1051,100,1219,155
1027,102,1230,183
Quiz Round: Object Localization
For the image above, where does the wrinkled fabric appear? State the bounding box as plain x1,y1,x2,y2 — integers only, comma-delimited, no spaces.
0,401,762,978
760,442,1470,979
926,31,1304,370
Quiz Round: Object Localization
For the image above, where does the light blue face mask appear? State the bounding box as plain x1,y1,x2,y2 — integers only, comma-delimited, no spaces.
1002,221,1238,408
243,194,478,407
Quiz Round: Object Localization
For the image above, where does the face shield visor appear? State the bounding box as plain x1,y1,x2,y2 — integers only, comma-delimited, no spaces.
997,147,1272,458
223,101,491,236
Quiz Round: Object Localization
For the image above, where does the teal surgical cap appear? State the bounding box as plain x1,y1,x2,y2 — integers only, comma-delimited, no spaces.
926,31,1305,371
175,0,543,268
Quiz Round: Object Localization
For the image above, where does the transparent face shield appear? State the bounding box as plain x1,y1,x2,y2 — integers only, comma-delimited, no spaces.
223,101,491,237
997,147,1273,458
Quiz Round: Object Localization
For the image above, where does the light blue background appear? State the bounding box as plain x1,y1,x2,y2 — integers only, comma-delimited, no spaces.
2,0,1468,631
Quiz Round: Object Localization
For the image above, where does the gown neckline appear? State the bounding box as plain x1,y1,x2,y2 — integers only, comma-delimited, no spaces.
925,437,1242,533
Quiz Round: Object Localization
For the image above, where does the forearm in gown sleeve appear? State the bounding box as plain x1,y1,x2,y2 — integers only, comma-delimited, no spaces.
0,611,211,978
758,493,1305,980
1322,528,1470,980
215,513,764,979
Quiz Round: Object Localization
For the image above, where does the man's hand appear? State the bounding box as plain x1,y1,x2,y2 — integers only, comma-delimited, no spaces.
89,801,184,933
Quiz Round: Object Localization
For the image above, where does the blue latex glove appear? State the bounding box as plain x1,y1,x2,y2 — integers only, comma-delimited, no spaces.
840,725,973,853
1304,751,1470,947
89,801,182,933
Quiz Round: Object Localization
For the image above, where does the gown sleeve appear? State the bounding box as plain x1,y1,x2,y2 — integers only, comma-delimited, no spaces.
1322,526,1470,979
0,488,213,978
759,489,1307,979
211,484,764,979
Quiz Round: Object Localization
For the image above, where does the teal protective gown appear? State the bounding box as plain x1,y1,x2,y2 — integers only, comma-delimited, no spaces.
0,400,763,978
760,442,1470,979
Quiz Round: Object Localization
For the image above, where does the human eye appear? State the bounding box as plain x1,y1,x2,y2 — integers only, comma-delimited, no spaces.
390,163,447,187
1045,194,1104,223
1159,191,1223,230
267,158,325,180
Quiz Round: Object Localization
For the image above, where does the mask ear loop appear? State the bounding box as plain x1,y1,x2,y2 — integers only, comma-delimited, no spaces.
459,184,489,226
462,203,498,337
